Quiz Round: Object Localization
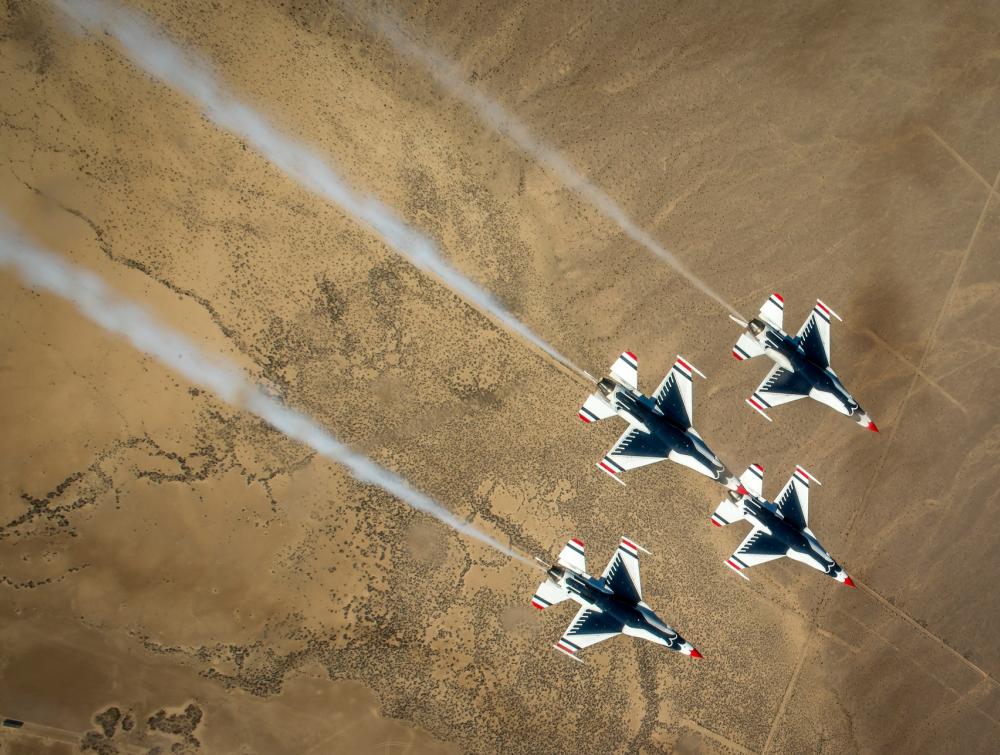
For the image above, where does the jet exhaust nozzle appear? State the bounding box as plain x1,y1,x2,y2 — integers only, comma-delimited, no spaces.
597,377,617,398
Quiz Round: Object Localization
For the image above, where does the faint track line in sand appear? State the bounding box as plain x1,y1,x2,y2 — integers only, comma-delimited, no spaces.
844,167,999,541
679,719,758,755
924,127,1000,200
855,326,966,414
855,580,1000,689
899,679,1000,747
763,627,814,754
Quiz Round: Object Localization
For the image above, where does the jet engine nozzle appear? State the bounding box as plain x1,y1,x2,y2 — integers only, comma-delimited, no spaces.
547,565,566,581
597,377,617,398
748,318,766,335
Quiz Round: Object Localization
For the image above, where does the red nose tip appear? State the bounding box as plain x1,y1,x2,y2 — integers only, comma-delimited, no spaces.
689,648,703,659
843,576,856,588
867,421,879,433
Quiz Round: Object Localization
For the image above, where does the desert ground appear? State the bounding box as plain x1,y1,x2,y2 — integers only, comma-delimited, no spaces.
2,0,999,752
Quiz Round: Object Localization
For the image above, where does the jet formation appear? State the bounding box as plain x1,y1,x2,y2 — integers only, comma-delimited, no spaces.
535,294,875,662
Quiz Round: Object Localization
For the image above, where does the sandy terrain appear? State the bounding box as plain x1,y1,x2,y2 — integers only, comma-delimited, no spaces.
1,0,999,752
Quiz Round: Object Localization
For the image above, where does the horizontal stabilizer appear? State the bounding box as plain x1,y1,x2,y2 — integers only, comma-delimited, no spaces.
711,496,745,527
556,538,587,574
738,463,765,498
759,293,785,330
579,393,616,424
732,332,765,361
531,578,569,611
610,351,639,391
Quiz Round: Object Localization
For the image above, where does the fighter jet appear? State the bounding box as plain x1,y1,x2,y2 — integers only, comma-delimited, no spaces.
578,351,738,489
531,536,702,661
711,463,855,587
730,294,877,431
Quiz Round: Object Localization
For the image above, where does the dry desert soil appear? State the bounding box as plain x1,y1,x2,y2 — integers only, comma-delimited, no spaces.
2,1,999,753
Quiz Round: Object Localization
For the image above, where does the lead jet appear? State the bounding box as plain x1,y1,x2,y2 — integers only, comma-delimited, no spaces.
531,536,702,661
711,463,855,587
730,294,877,431
578,351,738,489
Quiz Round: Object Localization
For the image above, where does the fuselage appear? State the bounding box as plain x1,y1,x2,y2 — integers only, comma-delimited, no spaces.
599,379,731,484
737,494,849,582
750,319,867,421
547,566,693,652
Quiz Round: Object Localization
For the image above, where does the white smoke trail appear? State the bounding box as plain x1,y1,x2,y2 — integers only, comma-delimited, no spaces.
357,5,743,319
0,221,528,563
51,0,584,379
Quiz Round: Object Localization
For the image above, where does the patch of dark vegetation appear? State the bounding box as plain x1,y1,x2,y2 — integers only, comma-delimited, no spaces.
147,703,203,750
314,275,348,324
95,706,122,738
94,705,122,739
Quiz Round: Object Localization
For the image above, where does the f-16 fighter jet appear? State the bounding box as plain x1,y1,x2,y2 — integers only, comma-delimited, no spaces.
731,294,877,431
711,463,855,587
579,352,738,489
531,536,702,661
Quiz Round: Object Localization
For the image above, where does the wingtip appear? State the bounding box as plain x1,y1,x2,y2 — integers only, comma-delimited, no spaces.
843,576,857,588
689,648,703,659
867,421,879,433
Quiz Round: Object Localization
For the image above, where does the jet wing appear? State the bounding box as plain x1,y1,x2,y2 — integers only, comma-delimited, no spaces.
747,364,812,421
774,466,818,530
725,527,788,578
599,537,643,603
597,426,668,483
553,605,625,661
795,300,840,369
652,356,704,428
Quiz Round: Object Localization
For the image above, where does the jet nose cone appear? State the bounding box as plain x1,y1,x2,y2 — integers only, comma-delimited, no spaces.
689,648,703,659
867,421,879,433
843,576,857,588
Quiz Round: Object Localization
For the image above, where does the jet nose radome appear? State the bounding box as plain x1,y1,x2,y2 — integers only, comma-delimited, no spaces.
833,569,856,587
678,641,702,658
868,421,879,433
857,413,878,432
